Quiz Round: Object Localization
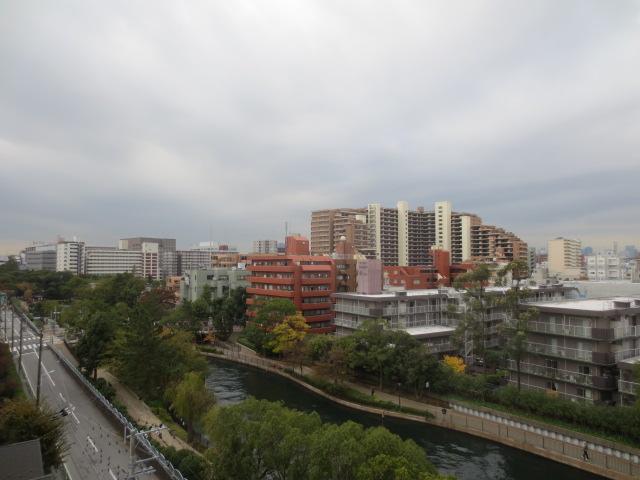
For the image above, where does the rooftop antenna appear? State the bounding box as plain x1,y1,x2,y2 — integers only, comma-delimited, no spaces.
285,221,288,238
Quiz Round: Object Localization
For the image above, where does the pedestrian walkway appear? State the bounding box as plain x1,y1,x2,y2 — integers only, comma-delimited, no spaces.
56,342,196,453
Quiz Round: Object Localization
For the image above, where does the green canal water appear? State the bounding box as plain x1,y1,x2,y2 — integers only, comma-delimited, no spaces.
205,358,604,480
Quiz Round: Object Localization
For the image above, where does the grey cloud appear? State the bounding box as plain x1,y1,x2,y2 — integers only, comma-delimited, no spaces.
1,0,639,253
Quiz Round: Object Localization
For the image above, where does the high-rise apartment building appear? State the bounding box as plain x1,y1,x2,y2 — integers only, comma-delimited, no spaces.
310,208,372,257
548,237,582,280
313,201,527,267
56,241,85,275
253,240,279,254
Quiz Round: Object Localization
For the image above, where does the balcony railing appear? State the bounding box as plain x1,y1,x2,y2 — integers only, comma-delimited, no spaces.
507,360,616,389
614,348,640,362
334,305,380,317
525,321,591,338
618,380,640,395
507,360,592,386
613,325,640,339
382,305,443,315
524,342,593,362
427,342,453,353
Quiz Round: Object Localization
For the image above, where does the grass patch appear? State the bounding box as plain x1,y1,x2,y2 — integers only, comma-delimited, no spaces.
444,394,640,449
236,336,255,350
296,372,433,420
196,345,221,355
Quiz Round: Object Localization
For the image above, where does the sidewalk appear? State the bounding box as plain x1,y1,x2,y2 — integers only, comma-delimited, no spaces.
56,341,196,453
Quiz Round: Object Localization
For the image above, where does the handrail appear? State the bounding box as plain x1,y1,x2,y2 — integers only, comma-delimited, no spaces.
48,345,189,480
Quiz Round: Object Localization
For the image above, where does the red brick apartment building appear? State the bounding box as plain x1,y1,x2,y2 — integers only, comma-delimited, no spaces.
247,236,336,333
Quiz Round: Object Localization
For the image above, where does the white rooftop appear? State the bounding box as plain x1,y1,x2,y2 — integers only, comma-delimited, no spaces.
405,325,455,336
530,297,640,311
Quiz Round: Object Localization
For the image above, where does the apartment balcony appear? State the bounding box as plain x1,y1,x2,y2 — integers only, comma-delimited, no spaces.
524,342,595,362
382,305,443,316
246,287,294,298
304,313,334,323
614,348,640,362
301,290,332,298
300,302,332,311
525,321,596,339
248,276,294,285
334,305,382,317
506,360,616,389
300,277,331,285
427,342,454,353
249,265,295,273
618,380,640,396
613,325,640,339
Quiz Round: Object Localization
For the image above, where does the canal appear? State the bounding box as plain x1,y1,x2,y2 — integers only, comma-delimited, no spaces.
205,358,605,480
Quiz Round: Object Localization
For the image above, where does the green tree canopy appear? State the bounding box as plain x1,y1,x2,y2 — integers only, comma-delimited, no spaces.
0,399,68,472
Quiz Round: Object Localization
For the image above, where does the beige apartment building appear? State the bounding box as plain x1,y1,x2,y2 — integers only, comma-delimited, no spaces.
548,237,582,280
312,201,527,268
507,297,640,404
310,208,372,257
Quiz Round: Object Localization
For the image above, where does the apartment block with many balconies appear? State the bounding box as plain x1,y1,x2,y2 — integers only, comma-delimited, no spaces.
333,289,455,354
507,297,640,404
246,236,336,333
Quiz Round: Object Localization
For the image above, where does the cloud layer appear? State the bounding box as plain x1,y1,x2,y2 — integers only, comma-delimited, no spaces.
1,1,639,253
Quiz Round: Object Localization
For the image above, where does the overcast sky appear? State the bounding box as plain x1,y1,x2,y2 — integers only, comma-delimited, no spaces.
1,1,639,254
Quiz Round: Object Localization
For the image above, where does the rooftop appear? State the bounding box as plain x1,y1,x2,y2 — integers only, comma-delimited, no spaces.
405,325,455,337
530,297,640,312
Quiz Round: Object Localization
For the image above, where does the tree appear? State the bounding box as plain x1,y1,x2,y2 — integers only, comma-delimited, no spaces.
203,398,449,480
110,295,206,400
268,312,310,372
75,311,115,380
349,320,394,389
0,399,68,472
253,298,297,328
169,372,215,442
442,355,465,374
451,264,492,363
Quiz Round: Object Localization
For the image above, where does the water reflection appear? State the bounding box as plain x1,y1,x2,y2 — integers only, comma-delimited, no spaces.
205,359,604,480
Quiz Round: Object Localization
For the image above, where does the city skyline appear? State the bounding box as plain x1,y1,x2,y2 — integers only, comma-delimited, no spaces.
2,2,640,254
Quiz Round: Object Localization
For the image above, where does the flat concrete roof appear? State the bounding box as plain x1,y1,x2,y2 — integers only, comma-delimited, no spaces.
619,355,640,368
530,297,640,312
335,289,446,299
405,325,455,337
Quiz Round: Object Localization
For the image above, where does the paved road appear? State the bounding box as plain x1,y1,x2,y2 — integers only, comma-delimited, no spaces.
1,307,163,480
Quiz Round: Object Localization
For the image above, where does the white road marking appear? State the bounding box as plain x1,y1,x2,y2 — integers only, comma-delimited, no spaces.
70,409,80,425
109,468,117,480
59,392,67,403
63,463,74,480
33,349,56,387
20,362,35,395
86,435,98,453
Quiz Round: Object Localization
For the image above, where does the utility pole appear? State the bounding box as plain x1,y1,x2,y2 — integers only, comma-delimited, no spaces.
3,305,6,342
35,329,44,405
18,316,24,371
11,308,15,350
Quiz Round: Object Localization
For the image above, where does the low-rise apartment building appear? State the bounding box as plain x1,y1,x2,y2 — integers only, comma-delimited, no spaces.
180,268,250,302
586,252,622,281
333,290,455,354
507,297,640,404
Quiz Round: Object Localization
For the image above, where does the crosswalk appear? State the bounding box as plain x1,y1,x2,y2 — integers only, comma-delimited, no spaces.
9,341,45,354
